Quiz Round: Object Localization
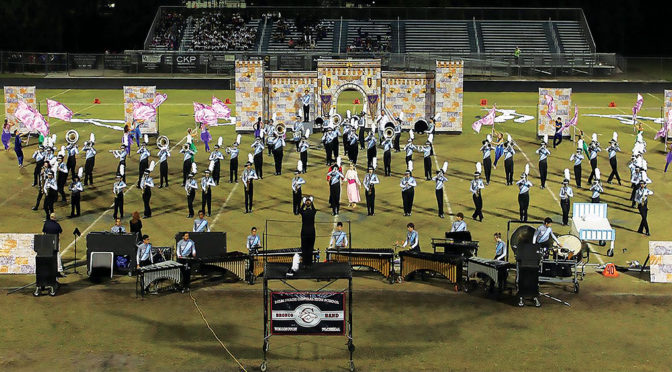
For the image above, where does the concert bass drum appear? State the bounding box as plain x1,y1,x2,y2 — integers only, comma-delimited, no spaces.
556,234,583,261
509,225,535,255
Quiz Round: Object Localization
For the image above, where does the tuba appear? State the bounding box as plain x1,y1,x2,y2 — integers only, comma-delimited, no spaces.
384,126,395,139
275,123,286,136
66,130,79,144
157,135,169,149
413,119,429,134
331,113,343,127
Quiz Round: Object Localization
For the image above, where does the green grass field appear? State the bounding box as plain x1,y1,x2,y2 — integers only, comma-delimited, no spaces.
2,88,672,371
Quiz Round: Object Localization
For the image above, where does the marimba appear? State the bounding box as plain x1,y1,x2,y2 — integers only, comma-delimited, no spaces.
136,260,185,297
326,248,395,282
399,250,463,284
189,252,249,282
466,257,512,293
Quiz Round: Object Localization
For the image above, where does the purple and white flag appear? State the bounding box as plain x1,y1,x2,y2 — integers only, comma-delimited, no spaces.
544,94,556,119
133,101,156,121
152,92,167,108
212,96,231,119
46,99,73,122
15,101,50,135
472,106,496,133
654,109,672,140
194,102,217,125
560,104,579,132
632,93,644,117
31,111,50,136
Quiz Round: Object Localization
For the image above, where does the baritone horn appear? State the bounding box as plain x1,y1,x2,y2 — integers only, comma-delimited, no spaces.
65,130,79,144
383,124,395,139
275,123,286,136
157,135,169,149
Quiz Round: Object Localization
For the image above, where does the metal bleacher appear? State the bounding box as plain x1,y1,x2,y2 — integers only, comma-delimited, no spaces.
344,20,393,53
267,19,334,52
480,20,551,64
404,20,472,55
555,21,593,54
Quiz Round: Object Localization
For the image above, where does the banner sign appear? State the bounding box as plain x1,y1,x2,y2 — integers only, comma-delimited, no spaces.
123,86,158,134
538,88,572,137
4,86,37,131
649,241,672,283
174,54,200,73
270,292,346,335
0,233,36,274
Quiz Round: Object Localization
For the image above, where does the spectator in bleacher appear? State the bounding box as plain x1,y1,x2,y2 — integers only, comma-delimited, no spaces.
189,12,257,51
514,46,521,64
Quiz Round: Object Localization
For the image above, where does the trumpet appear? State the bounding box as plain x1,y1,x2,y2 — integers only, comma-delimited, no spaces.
157,135,169,149
66,130,79,144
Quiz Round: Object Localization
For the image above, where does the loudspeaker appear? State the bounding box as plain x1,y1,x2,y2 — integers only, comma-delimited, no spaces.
516,243,541,268
36,256,58,287
34,234,58,257
517,267,539,297
86,232,139,274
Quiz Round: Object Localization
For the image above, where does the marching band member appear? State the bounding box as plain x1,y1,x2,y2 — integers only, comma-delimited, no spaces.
536,135,550,189
157,142,170,188
56,155,68,202
569,144,584,188
252,136,265,179
293,113,304,151
298,132,309,173
470,163,485,222
242,158,259,213
606,132,622,185
193,210,210,232
629,165,641,207
451,213,468,232
265,119,275,156
421,141,432,180
122,126,132,155
559,169,573,226
342,116,352,157
634,180,653,236
400,162,417,216
327,158,345,216
136,235,153,268
272,131,286,176
494,232,506,260
331,123,340,161
427,116,436,156
363,160,380,216
32,145,45,187
201,167,216,216
176,232,196,290
587,133,601,184
375,109,389,143
114,144,127,183
110,218,126,233
113,171,126,220
382,135,393,176
180,143,195,187
185,165,198,218
480,135,492,185
365,130,377,169
347,125,359,165
137,135,150,187
393,116,402,152
299,196,317,267
516,164,532,222
321,127,332,165
532,217,561,256
397,222,419,252
66,141,78,180
329,222,349,250
301,89,311,122
82,135,96,186
433,162,449,218
358,110,367,150
43,171,57,220
68,170,83,218
589,168,604,203
503,136,516,185
404,138,416,165
140,163,155,218
210,139,225,184
292,162,306,215
32,163,49,211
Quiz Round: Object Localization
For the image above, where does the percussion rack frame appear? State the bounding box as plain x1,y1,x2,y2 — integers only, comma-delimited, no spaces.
506,220,544,263
263,219,353,265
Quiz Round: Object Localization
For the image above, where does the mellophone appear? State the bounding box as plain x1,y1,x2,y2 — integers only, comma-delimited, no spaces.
326,248,395,281
179,252,249,282
399,250,463,284
250,248,319,278
136,260,185,297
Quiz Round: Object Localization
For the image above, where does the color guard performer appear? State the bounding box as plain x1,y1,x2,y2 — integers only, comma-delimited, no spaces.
589,168,603,203
480,135,492,185
193,210,210,232
559,169,573,226
327,158,345,216
32,145,45,186
82,134,96,186
210,137,225,184
68,169,83,218
382,135,393,176
516,164,532,222
470,163,485,222
400,162,417,216
363,160,380,216
504,135,516,185
433,162,449,218
201,166,216,216
552,117,563,148
451,213,468,232
157,141,170,188
140,162,155,218
536,134,550,189
113,169,126,220
329,222,349,250
587,133,601,184
185,164,198,218
634,180,653,236
569,144,584,188
292,161,306,215
242,157,259,213
606,132,622,185
137,135,150,187
252,137,265,179
180,143,195,186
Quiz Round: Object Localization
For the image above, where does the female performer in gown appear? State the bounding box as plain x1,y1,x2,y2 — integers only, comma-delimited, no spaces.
2,119,11,151
345,163,361,208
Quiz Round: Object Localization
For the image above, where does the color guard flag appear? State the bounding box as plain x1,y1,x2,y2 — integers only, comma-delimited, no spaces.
561,104,579,132
632,93,644,116
133,101,156,121
152,92,167,108
31,110,50,136
193,102,217,125
212,96,231,119
472,105,496,133
15,101,50,135
544,94,556,119
654,109,672,140
46,99,73,122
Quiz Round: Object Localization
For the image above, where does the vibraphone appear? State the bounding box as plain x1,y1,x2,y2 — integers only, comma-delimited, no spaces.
136,260,185,297
251,248,319,279
466,257,512,292
431,239,479,258
189,252,249,282
326,248,395,282
399,251,463,284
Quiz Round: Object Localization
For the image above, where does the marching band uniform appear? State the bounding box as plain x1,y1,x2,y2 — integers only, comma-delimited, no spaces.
470,173,485,221
375,111,389,144
111,224,126,233
68,177,83,217
272,135,285,175
329,228,349,250
635,181,653,236
358,114,367,150
293,117,304,151
433,170,448,218
422,143,432,180
331,127,340,160
400,170,417,216
322,129,334,165
590,180,603,203
532,222,560,253
516,176,532,222
140,170,154,218
347,130,359,165
32,146,45,186
301,92,311,122
480,141,492,184
450,219,467,232
210,146,224,184
114,146,127,183
404,140,416,165
185,174,198,218
606,141,622,185
137,144,150,187
176,236,196,290
242,163,258,213
382,137,393,176
292,171,306,215
247,232,261,253
56,157,68,202
252,138,265,179
136,241,154,267
193,215,210,232
113,176,126,220
363,167,379,216
587,142,601,184
494,238,506,261
402,228,420,252
570,150,584,188
299,198,317,266
559,181,573,225
43,173,57,220
82,142,96,185
201,171,216,216
504,144,515,185
298,138,309,173
32,164,48,211
393,120,402,152
265,125,275,156
180,146,194,186
342,125,352,158
536,143,550,189
629,166,642,207
366,131,377,169
66,143,78,180
157,146,170,188
328,166,344,216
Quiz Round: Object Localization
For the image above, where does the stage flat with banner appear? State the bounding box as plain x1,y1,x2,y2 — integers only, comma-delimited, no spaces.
4,86,37,132
649,241,672,283
0,233,36,274
123,86,158,134
271,291,346,335
538,88,572,137
665,90,672,139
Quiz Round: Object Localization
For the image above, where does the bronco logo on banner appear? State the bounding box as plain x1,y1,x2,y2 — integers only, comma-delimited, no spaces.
271,292,345,335
4,86,37,132
123,86,158,134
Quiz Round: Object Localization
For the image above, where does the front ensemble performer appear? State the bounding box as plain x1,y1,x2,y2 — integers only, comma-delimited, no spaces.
193,210,210,232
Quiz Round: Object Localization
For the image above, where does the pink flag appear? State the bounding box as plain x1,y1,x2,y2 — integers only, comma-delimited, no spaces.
472,106,496,133
46,99,73,122
14,101,49,135
655,109,672,140
194,102,217,125
560,105,579,132
133,101,157,121
632,93,644,116
152,92,167,108
212,96,231,119
544,94,556,119
31,111,50,136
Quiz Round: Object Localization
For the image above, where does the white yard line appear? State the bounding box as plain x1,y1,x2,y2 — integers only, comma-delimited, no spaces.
210,184,240,228
48,89,71,99
646,93,661,102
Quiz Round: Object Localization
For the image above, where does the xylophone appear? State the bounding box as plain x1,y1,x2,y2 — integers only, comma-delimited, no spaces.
192,252,249,281
250,248,319,279
399,251,463,284
136,260,185,297
326,248,395,282
466,257,512,293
